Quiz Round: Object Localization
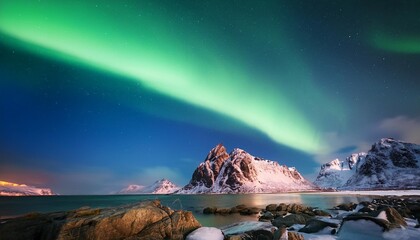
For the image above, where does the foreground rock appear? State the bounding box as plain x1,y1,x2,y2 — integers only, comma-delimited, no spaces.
0,200,200,240
218,197,420,239
221,221,277,240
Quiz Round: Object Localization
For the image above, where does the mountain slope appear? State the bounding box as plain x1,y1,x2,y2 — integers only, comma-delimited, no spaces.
314,138,420,190
313,153,366,189
119,179,179,194
343,138,420,189
0,180,55,196
178,144,317,193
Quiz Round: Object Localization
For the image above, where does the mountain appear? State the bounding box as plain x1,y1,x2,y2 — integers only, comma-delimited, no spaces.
314,138,420,190
118,184,145,194
119,179,180,194
178,144,317,193
0,180,55,196
313,153,366,189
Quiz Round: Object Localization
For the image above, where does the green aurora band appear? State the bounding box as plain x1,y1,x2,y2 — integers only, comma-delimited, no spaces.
0,1,329,153
371,32,420,54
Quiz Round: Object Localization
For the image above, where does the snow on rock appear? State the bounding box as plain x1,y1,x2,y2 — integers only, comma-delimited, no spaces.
314,153,366,189
338,219,385,240
186,227,224,240
119,179,180,194
178,144,317,193
0,180,55,196
220,221,275,236
118,184,145,194
314,138,420,190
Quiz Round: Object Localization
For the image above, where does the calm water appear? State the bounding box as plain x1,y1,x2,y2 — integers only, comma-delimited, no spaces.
0,193,375,227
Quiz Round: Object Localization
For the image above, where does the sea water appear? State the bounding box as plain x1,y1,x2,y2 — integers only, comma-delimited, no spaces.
0,193,375,227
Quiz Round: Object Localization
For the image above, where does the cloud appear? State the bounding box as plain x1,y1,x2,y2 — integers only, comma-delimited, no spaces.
312,131,371,165
377,116,420,144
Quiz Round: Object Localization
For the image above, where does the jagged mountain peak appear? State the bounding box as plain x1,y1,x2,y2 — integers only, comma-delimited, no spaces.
205,143,229,162
179,145,317,193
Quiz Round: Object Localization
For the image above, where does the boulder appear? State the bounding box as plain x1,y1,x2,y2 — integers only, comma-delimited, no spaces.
276,203,288,211
203,207,217,214
298,218,339,233
273,227,304,240
221,221,275,239
335,202,357,211
215,208,232,215
230,204,248,214
287,231,305,240
372,207,407,227
259,211,274,222
0,200,201,240
313,209,331,217
239,207,261,215
342,214,392,231
287,203,311,214
266,204,278,212
272,214,313,227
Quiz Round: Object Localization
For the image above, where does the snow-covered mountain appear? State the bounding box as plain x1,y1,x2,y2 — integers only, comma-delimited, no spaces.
118,184,145,194
314,138,420,190
119,179,180,194
178,144,317,193
313,153,366,189
0,180,55,196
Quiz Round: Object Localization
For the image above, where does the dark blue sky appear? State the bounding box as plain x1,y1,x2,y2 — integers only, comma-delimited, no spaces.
0,0,419,194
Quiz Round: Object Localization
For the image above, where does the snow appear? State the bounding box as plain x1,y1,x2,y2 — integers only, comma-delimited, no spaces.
0,181,54,196
220,221,275,235
179,147,316,194
376,211,388,221
314,153,366,189
118,179,180,194
118,184,145,194
315,138,420,191
186,227,224,240
338,219,385,240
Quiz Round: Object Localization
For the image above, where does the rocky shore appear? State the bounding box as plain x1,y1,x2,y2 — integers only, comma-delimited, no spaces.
0,200,200,240
1,196,419,239
198,195,420,239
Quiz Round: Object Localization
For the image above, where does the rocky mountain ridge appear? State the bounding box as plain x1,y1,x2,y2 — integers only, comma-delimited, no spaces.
119,179,180,194
0,180,55,196
314,138,420,190
178,144,317,193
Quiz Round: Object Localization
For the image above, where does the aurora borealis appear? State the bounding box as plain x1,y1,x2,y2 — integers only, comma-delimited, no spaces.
1,1,419,194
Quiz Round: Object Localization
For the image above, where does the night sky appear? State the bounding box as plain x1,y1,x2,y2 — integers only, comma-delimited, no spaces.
1,0,419,194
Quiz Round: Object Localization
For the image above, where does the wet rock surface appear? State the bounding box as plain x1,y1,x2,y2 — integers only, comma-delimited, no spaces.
0,200,200,240
211,196,420,240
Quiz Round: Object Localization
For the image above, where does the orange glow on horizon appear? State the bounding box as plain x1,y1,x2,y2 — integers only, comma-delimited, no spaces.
0,180,28,187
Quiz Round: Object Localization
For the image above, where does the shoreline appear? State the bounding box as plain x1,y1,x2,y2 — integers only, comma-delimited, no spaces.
1,195,420,239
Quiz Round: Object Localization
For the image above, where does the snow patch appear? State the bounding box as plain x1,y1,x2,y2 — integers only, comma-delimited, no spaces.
186,227,224,240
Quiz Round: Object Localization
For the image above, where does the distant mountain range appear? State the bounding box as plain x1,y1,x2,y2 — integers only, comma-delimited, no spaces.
13,138,417,196
314,138,420,190
0,181,55,196
177,144,317,193
118,179,180,194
